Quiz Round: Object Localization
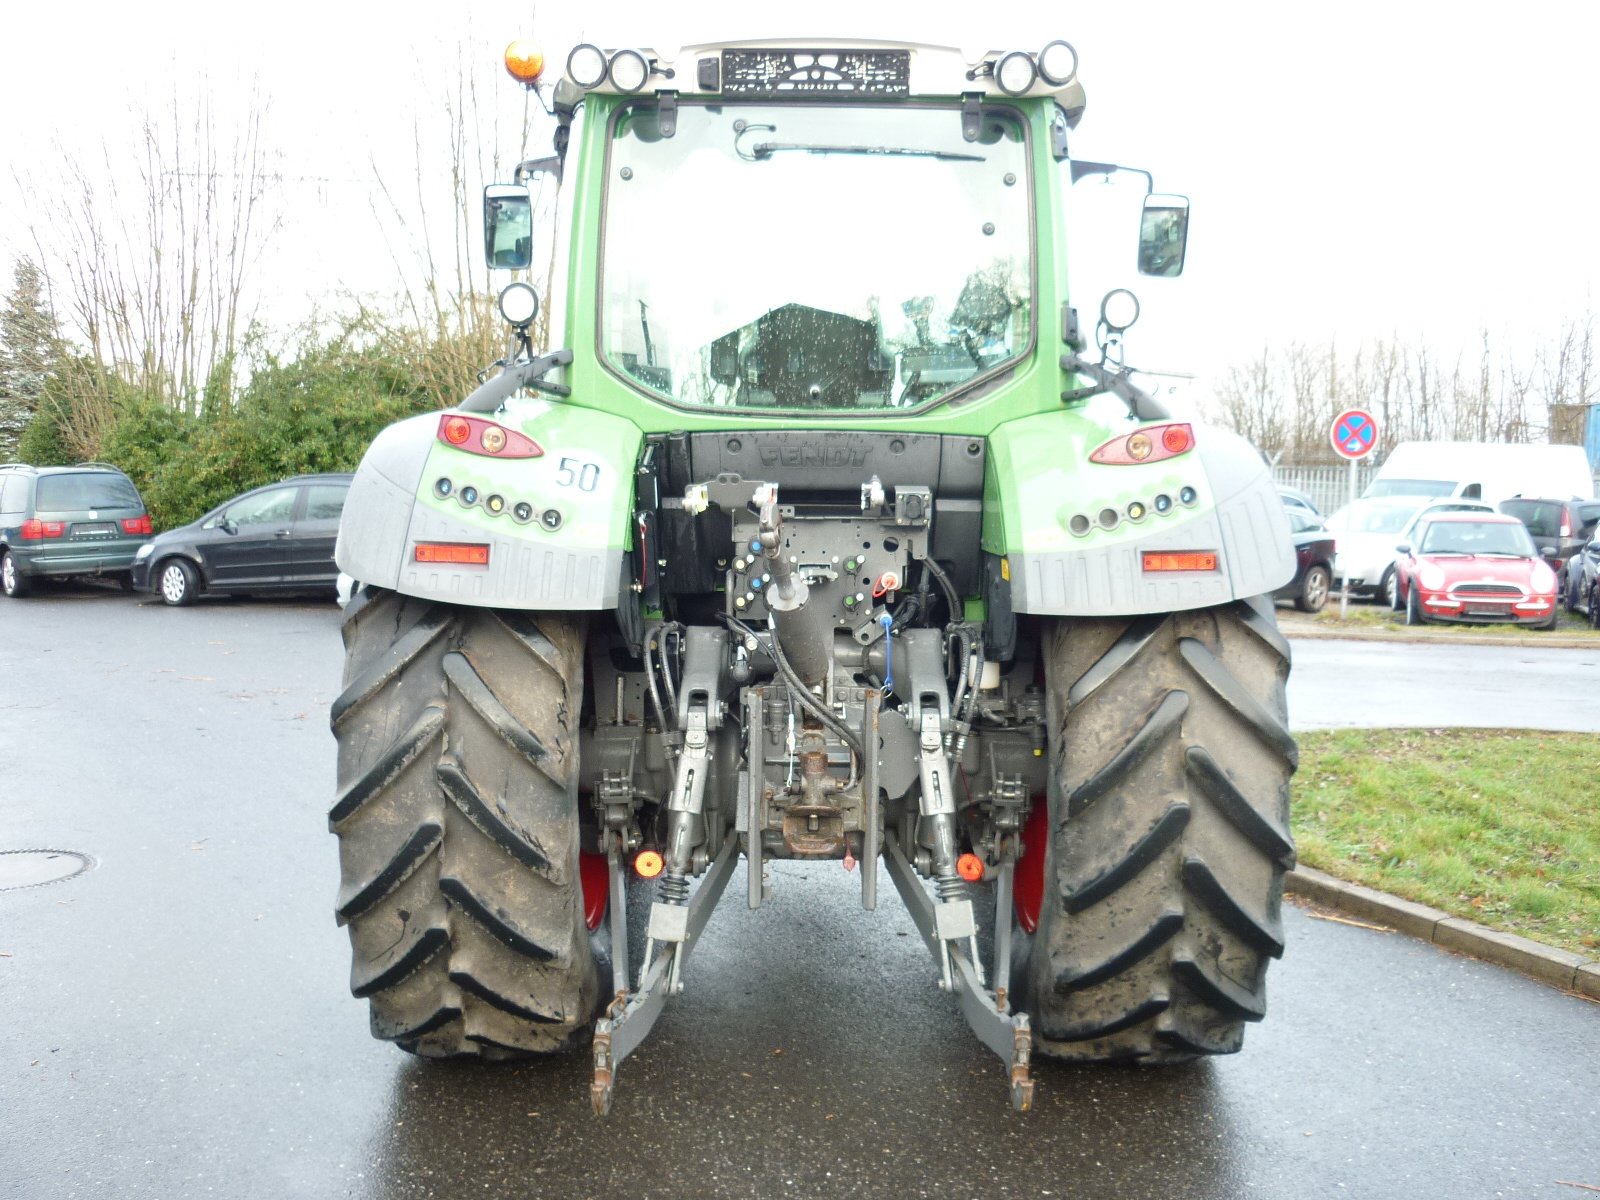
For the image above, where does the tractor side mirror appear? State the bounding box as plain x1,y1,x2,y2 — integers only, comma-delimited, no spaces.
483,184,534,271
1137,194,1190,277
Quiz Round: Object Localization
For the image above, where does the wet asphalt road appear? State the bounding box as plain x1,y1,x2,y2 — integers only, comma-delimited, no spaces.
3,587,1597,1199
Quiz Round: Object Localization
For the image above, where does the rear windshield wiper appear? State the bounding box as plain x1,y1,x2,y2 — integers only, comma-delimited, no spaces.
733,125,984,163
752,142,986,162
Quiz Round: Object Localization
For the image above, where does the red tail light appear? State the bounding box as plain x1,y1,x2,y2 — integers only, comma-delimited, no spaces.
1090,422,1195,465
21,519,65,540
436,413,543,458
122,515,153,535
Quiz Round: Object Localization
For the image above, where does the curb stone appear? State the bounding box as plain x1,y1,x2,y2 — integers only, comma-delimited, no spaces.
1285,866,1600,1001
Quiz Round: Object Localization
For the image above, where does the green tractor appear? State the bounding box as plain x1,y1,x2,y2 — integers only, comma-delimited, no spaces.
329,36,1297,1114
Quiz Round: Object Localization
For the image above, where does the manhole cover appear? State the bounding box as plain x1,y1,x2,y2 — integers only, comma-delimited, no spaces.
0,849,95,891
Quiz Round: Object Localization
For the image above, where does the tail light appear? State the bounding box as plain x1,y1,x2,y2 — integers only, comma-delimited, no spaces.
437,413,542,459
21,519,65,540
122,515,153,535
1090,422,1194,465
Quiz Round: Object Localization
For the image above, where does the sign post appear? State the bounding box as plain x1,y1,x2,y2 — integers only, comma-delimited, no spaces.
1329,408,1379,618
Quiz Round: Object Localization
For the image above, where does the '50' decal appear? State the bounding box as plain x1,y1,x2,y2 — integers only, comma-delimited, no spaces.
554,457,601,492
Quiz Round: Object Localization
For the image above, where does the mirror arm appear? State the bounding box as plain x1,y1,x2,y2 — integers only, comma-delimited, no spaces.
1060,353,1171,420
460,349,574,413
1068,159,1154,194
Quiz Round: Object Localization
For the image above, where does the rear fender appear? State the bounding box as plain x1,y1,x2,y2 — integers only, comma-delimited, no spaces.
983,408,1292,615
335,401,640,609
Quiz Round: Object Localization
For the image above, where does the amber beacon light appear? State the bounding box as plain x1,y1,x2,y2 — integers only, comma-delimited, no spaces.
504,39,546,86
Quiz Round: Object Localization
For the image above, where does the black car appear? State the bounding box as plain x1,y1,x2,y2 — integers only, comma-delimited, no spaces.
1567,532,1600,626
1275,508,1335,613
1,462,152,597
130,474,352,606
1499,496,1600,591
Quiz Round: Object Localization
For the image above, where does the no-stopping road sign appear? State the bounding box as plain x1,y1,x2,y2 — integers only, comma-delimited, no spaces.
1330,408,1378,460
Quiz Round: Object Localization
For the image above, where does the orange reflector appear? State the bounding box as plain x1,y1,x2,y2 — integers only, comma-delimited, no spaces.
504,40,546,85
414,542,490,565
1142,551,1218,573
634,849,664,879
957,853,985,882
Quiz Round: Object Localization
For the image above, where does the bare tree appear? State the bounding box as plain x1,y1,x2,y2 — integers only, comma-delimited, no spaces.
20,87,278,453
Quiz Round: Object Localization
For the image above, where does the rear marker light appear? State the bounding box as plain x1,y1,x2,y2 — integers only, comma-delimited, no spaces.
1090,423,1195,465
436,413,543,458
414,542,490,565
1143,551,1218,572
634,849,664,879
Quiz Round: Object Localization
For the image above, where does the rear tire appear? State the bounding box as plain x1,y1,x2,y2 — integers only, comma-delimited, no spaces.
330,589,599,1058
1405,586,1423,626
1022,597,1296,1063
1,550,31,598
1294,565,1330,614
1591,582,1600,630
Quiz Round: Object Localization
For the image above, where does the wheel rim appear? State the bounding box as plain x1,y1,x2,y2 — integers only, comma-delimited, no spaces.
1305,569,1329,610
161,564,186,603
1,554,13,594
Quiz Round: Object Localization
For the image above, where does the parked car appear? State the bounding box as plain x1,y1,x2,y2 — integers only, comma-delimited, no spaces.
1390,511,1560,628
1567,532,1600,622
1499,496,1600,592
1277,485,1322,519
1326,496,1493,603
130,474,353,606
1274,509,1335,612
0,462,152,598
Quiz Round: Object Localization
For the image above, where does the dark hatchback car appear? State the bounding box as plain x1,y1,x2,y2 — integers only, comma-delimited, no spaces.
1275,508,1335,613
1498,496,1600,589
1,462,152,598
131,474,352,606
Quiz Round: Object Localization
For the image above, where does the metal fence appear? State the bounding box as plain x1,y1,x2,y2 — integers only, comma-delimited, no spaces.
1271,463,1375,516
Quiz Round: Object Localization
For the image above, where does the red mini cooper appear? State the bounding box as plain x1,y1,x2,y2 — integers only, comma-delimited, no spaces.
1391,512,1561,628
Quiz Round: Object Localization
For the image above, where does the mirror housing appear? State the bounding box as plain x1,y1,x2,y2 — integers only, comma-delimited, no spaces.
1138,194,1190,277
1394,543,1411,555
1540,546,1559,559
483,184,534,270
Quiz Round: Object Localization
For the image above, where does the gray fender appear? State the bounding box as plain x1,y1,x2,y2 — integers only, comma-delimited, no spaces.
335,413,624,609
1012,424,1295,615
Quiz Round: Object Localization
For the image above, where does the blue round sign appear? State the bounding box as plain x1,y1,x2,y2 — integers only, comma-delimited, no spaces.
1330,408,1378,460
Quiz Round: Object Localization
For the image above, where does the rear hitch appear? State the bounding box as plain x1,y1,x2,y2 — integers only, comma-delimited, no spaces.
883,830,1035,1112
589,838,738,1115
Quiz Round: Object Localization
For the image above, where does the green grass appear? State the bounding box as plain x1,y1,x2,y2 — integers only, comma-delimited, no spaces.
1292,728,1600,958
1300,601,1600,640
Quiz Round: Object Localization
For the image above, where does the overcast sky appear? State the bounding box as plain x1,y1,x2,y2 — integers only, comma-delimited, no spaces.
4,0,1599,394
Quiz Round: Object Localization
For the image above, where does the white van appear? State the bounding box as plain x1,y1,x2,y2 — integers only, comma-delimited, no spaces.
1363,441,1595,505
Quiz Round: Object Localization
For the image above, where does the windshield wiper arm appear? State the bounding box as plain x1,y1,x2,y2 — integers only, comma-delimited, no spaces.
751,141,986,162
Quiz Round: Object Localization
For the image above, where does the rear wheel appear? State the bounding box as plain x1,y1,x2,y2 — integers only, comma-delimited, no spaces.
330,588,599,1058
1021,597,1296,1063
1591,582,1600,630
1295,565,1330,614
1,550,31,598
1378,566,1396,610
